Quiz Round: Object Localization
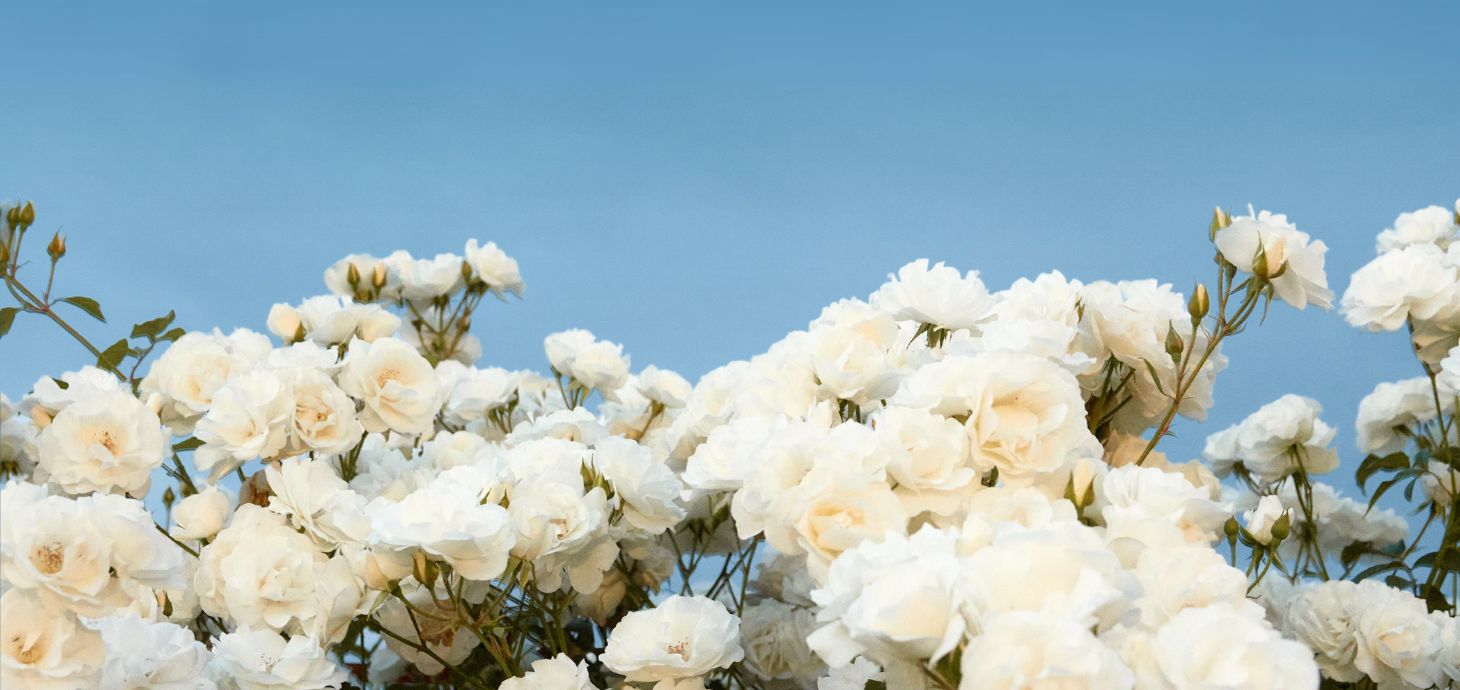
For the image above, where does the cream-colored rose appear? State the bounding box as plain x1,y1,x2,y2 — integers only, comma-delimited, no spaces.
0,588,105,689
206,627,347,690
739,600,821,682
367,476,515,581
339,336,442,434
141,329,272,434
499,654,596,690
602,595,744,682
593,436,685,534
871,258,996,332
958,611,1133,689
171,485,233,541
92,614,215,690
193,368,293,483
1215,207,1333,310
464,239,525,300
37,387,167,497
1351,581,1444,690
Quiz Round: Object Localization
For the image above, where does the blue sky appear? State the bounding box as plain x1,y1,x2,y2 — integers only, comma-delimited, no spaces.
2,1,1459,486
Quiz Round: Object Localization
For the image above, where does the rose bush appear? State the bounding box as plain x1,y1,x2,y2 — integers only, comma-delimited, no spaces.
2,197,1459,690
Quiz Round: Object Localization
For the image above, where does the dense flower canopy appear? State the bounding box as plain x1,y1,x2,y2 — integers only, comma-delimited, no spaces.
1,198,1459,690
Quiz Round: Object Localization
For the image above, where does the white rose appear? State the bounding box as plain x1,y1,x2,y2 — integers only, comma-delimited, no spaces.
593,436,686,534
507,479,619,594
682,416,775,495
1148,604,1319,690
443,365,526,424
1343,243,1460,333
206,627,347,690
1421,459,1460,505
960,520,1132,633
958,611,1133,689
807,526,966,670
499,654,597,690
171,485,234,541
142,329,272,434
767,471,907,583
339,336,442,434
265,457,371,550
1351,581,1444,690
1243,494,1290,544
92,613,215,690
194,504,329,631
876,406,975,512
739,599,821,681
1356,377,1453,454
602,595,744,682
636,365,693,408
1214,207,1333,310
193,368,293,482
273,367,362,456
420,430,490,472
2,486,184,616
389,250,466,301
0,588,105,689
37,387,167,497
807,299,903,405
464,239,525,299
1131,544,1248,629
1204,394,1339,483
368,477,515,581
1283,580,1364,683
1097,464,1230,546
266,303,303,342
21,365,124,423
870,258,996,332
1377,204,1460,253
1437,613,1459,689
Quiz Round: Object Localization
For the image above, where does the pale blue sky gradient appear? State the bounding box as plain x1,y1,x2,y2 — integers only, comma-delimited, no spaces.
3,2,1459,491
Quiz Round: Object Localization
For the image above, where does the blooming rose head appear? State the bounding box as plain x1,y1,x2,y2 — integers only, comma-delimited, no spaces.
464,239,525,300
339,336,442,434
602,595,744,682
37,387,167,497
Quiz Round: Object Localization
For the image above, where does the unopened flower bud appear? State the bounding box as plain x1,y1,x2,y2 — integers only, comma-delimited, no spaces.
372,263,387,288
1209,206,1230,240
346,263,361,288
18,201,34,228
29,408,52,432
1224,516,1239,540
1188,284,1209,323
162,486,176,510
1165,324,1184,362
1270,512,1290,543
461,259,473,280
458,314,471,331
4,205,18,228
145,391,164,415
46,232,65,261
412,552,438,589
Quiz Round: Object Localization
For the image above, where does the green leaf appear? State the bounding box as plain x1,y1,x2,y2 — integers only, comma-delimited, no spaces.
1427,550,1460,572
49,377,68,390
130,310,176,340
1351,561,1405,583
1141,360,1167,395
1366,477,1402,515
0,306,16,337
1357,452,1410,493
97,338,129,372
159,327,186,342
172,437,205,452
1421,585,1451,613
1340,542,1370,568
1385,574,1413,589
59,296,105,323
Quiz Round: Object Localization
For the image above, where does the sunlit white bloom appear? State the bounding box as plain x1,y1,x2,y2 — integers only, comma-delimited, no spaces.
464,239,525,299
2,486,184,616
92,613,215,690
1215,207,1333,310
441,364,526,424
499,654,596,690
816,657,884,690
0,588,105,690
1343,243,1460,332
1202,394,1339,483
1131,544,1248,629
593,435,685,533
807,527,966,671
1,397,40,480
265,457,370,550
277,367,363,456
871,258,996,332
767,471,907,583
1141,604,1318,690
37,386,167,497
683,416,776,495
1421,459,1460,505
1355,377,1455,454
388,250,466,301
1377,204,1460,253
368,476,514,581
207,627,347,690
1351,581,1444,690
195,504,336,633
345,434,437,501
637,365,693,408
602,595,744,682
1098,464,1231,546
807,299,904,405
142,329,272,434
171,485,233,541
339,336,442,434
193,373,291,484
508,478,619,593
960,520,1133,632
544,329,631,393
959,610,1134,689
876,405,976,512
269,295,401,346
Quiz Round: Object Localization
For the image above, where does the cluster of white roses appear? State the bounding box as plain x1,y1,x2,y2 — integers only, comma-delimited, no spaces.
4,200,1460,690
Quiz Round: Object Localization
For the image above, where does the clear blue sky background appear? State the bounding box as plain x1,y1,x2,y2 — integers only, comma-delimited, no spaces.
2,2,1459,502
